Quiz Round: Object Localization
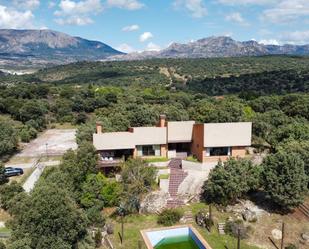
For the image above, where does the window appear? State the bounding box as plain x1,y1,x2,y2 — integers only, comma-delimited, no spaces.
137,145,161,156
142,145,155,156
206,147,231,156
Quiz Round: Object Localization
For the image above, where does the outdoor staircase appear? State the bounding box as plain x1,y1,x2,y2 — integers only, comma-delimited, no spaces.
218,222,226,235
182,211,194,223
168,158,182,169
298,204,309,220
166,159,188,208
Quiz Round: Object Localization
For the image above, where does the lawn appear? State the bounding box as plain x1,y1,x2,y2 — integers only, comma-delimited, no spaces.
106,203,261,249
143,157,170,163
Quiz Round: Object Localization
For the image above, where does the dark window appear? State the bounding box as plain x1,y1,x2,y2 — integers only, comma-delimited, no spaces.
209,147,230,156
142,145,155,156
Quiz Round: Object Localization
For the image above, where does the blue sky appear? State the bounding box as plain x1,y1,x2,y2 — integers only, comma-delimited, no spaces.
0,0,308,52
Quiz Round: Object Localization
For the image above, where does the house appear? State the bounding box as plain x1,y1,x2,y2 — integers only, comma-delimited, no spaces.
93,115,252,168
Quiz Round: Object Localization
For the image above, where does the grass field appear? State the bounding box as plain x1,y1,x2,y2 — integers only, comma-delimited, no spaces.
106,203,261,249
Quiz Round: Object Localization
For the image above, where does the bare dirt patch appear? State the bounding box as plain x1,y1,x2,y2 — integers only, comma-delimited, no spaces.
16,129,77,158
225,197,309,249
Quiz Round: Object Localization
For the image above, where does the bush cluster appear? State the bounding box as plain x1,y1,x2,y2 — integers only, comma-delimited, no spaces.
157,209,183,226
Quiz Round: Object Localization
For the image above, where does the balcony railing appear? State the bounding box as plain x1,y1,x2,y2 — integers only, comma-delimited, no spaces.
97,158,123,168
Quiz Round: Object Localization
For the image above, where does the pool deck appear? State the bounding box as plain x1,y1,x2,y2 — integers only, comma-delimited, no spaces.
141,224,213,249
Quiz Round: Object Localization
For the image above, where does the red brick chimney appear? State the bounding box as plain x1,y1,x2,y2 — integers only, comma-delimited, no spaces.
96,122,103,134
158,114,166,127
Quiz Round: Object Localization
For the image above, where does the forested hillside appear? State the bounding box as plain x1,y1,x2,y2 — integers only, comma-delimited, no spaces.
1,56,309,95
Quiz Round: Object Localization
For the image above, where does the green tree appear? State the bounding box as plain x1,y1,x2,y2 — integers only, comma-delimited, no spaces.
19,126,37,143
18,100,47,123
262,152,308,210
58,142,98,197
120,158,157,213
0,163,8,185
202,158,261,205
10,183,87,248
277,140,309,185
80,173,122,208
0,119,18,158
0,181,23,210
7,238,31,249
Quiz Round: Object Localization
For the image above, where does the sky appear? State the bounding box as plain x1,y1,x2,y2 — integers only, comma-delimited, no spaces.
0,0,308,53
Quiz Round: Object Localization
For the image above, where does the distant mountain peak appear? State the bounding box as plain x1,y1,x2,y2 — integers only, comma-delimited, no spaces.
0,29,123,67
109,36,309,61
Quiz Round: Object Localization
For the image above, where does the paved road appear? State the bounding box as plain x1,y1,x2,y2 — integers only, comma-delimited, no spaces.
5,161,60,169
22,164,45,193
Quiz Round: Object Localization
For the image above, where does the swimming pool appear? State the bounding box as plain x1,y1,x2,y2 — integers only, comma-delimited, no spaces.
141,225,212,249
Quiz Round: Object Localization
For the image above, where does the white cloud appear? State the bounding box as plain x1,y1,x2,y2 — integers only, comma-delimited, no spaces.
0,5,34,29
13,0,40,10
139,32,153,42
225,12,249,26
107,0,144,10
145,42,161,51
173,0,207,18
217,0,277,5
48,1,56,8
259,39,280,45
55,0,103,16
54,0,103,26
55,16,93,25
116,43,135,53
122,24,139,32
262,0,309,23
280,30,309,44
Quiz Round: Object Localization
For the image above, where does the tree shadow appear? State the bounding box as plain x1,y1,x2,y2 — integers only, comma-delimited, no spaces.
247,191,291,215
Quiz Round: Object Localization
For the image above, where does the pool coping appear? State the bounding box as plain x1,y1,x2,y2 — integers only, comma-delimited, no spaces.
140,224,213,249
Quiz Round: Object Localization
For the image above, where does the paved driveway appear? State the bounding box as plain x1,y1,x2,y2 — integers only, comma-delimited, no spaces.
16,129,77,158
178,160,217,196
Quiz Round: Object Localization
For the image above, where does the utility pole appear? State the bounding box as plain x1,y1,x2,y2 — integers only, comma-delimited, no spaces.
45,143,48,158
121,214,124,244
237,228,240,249
280,222,285,249
209,204,213,232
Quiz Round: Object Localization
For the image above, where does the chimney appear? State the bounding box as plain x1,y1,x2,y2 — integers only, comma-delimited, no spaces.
158,114,166,127
96,122,103,134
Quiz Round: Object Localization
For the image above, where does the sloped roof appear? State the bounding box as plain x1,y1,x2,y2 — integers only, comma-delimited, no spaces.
167,121,195,143
131,127,166,145
93,132,135,150
203,122,252,147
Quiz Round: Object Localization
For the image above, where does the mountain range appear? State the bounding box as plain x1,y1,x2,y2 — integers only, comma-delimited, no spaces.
110,36,309,60
0,29,123,69
0,29,309,70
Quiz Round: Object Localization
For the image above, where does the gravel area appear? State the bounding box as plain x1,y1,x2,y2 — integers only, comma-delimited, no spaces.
16,129,77,157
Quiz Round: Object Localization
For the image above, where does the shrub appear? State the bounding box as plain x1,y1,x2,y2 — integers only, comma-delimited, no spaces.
94,229,102,248
19,126,37,143
157,209,183,226
85,207,105,227
285,244,298,249
0,241,6,249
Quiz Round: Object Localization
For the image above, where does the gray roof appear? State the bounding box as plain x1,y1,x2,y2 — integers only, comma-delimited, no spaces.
131,127,166,145
93,132,135,150
167,121,195,143
203,122,252,147
93,127,166,150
